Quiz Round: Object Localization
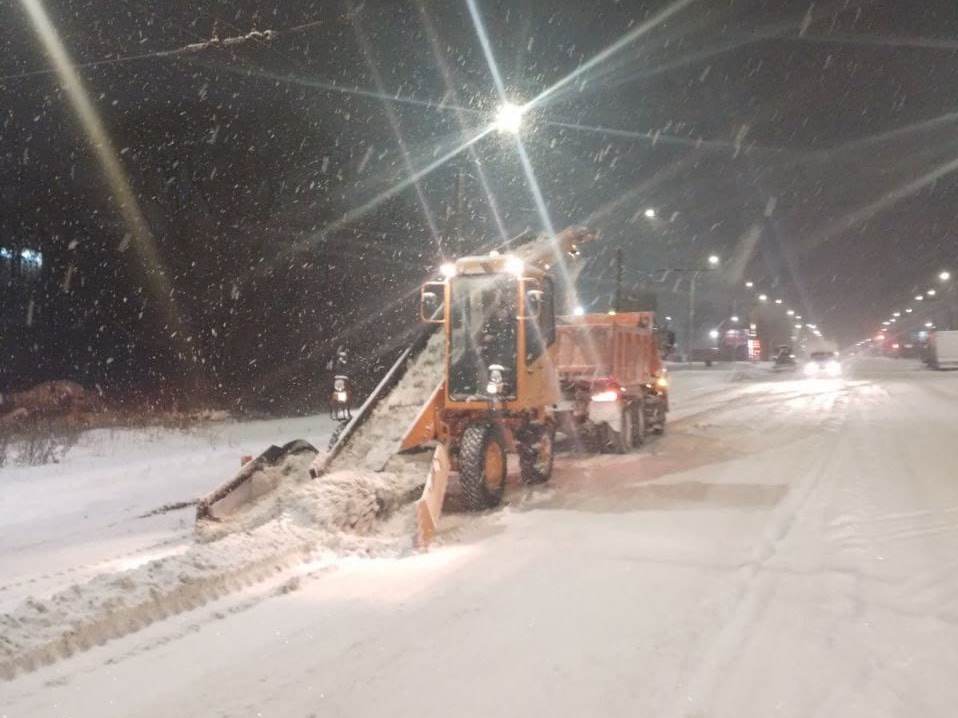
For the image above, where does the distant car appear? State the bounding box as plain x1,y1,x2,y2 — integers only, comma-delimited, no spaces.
773,345,797,371
803,351,842,377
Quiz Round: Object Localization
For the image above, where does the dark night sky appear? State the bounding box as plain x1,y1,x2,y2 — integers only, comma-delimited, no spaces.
2,0,958,406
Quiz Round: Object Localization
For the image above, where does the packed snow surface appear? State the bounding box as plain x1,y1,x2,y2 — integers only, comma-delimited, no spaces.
5,358,958,716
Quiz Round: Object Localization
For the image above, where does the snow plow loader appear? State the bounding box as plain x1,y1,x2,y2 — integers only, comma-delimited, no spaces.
195,226,668,549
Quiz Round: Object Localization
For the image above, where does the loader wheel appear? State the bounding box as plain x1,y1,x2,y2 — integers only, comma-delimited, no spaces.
459,423,507,510
519,423,555,485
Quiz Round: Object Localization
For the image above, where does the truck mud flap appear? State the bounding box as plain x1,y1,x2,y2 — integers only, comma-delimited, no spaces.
196,439,318,522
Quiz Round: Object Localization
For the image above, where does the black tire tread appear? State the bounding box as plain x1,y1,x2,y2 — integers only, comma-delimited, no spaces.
459,423,506,510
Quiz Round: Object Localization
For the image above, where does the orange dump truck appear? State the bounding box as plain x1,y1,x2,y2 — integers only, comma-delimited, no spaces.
554,311,669,452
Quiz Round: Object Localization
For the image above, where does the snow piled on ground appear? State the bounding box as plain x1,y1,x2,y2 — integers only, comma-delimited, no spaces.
0,334,446,680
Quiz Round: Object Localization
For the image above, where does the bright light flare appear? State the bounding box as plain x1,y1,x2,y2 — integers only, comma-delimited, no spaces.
573,305,586,316
504,255,525,276
708,254,720,266
709,329,720,339
940,271,951,282
591,389,619,403
440,262,457,279
494,102,524,134
644,208,657,219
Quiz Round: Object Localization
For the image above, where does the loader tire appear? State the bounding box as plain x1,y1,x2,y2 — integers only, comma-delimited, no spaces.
459,423,507,510
519,423,555,485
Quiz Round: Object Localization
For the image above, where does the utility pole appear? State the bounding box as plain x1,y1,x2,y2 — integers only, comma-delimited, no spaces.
686,272,697,362
613,247,623,313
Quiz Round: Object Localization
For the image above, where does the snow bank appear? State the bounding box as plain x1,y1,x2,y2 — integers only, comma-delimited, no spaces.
0,335,444,680
0,458,424,680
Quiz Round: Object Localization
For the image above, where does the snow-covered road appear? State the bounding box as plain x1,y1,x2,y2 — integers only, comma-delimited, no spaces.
5,358,958,717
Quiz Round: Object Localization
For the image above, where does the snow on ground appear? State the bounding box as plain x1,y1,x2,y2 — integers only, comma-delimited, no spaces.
5,358,958,716
0,414,339,612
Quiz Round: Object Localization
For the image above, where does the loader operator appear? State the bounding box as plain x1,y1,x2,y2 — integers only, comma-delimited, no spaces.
479,286,517,387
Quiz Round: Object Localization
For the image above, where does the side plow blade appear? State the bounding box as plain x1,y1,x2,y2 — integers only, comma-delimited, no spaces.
415,443,450,548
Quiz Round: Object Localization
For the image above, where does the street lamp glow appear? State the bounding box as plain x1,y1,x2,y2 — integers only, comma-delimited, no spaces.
707,254,720,267
916,295,924,301
786,309,795,317
709,329,720,339
730,315,740,323
905,307,913,313
940,271,951,282
925,321,935,328
758,294,768,302
494,102,524,134
573,305,585,316
882,321,890,326
745,281,754,288
927,289,937,297
893,311,901,317
774,298,783,305
644,208,656,219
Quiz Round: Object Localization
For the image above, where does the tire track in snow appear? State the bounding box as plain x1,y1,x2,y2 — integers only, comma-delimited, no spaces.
674,389,850,717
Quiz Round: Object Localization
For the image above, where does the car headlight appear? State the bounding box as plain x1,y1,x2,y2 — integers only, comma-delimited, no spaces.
825,360,841,376
803,362,819,376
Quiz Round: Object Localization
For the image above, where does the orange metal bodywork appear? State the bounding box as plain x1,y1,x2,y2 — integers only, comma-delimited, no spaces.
555,312,663,392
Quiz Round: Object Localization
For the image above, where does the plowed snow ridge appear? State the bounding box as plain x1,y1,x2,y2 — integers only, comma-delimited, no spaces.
0,332,445,680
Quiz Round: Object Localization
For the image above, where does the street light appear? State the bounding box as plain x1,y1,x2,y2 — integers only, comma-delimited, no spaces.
925,321,935,328
774,298,783,305
745,280,754,288
916,295,924,301
905,307,913,313
730,315,740,323
644,208,656,219
940,271,951,282
709,329,720,340
927,289,937,297
708,254,720,266
786,309,795,317
494,102,524,134
893,311,901,317
758,294,768,302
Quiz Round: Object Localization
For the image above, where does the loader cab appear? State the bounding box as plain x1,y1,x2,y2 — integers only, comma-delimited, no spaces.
422,254,560,410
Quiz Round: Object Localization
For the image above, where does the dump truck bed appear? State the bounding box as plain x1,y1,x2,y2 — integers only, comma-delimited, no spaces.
555,312,662,389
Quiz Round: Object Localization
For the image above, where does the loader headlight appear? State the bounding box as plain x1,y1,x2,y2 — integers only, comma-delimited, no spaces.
825,360,842,377
486,364,505,396
335,390,348,403
655,375,669,389
803,362,819,377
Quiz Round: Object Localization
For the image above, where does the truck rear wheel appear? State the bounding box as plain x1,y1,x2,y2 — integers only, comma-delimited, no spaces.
519,423,555,484
459,423,507,510
631,399,647,446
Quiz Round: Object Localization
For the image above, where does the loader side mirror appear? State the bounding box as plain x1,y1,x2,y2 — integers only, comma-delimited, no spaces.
421,283,445,323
